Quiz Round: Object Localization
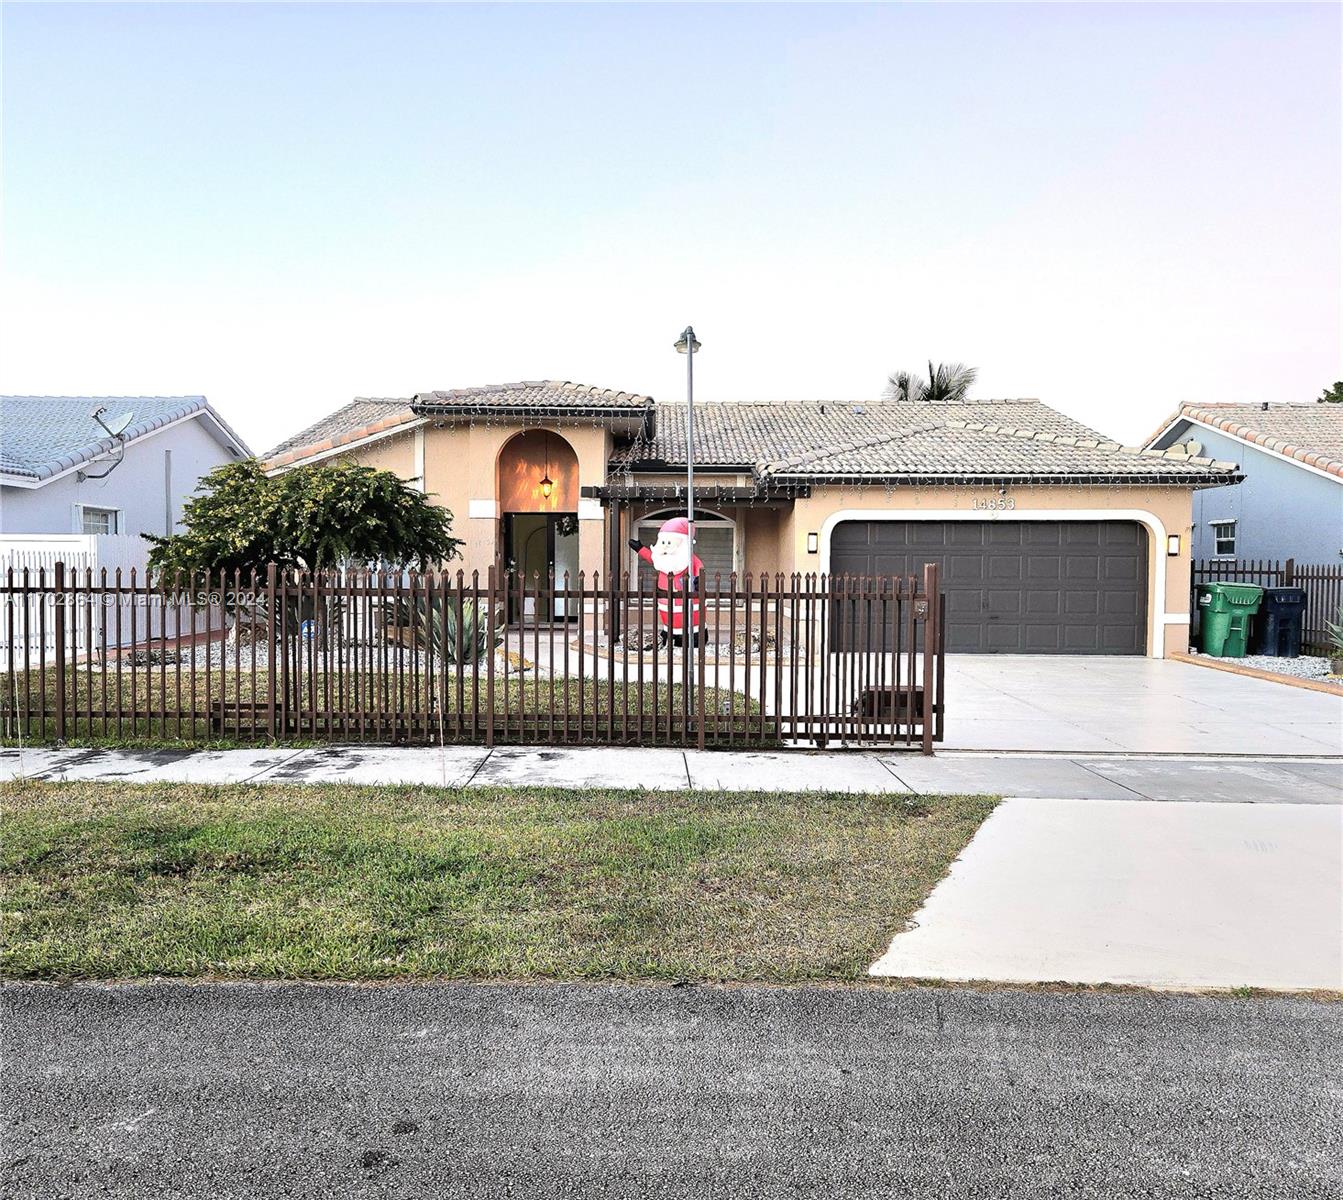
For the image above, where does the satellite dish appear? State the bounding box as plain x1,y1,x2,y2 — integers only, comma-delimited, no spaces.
79,407,136,480
90,406,135,440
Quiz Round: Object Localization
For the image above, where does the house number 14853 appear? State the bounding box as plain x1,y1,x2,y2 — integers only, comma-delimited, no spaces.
972,496,1015,511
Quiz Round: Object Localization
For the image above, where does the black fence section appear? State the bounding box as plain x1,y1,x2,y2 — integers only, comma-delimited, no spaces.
1191,558,1342,653
2,563,946,752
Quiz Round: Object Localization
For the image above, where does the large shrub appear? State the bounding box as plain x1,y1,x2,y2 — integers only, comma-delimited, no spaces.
146,459,462,577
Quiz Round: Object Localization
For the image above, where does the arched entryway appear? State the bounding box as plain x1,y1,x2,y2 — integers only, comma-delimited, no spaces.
497,430,580,621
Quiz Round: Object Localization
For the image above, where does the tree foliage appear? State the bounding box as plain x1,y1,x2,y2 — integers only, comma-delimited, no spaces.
1318,381,1343,404
884,361,978,403
146,459,463,576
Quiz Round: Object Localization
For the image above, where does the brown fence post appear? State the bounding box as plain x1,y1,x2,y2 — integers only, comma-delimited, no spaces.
935,587,947,744
53,561,67,742
920,562,939,756
265,563,278,740
485,563,497,748
696,570,706,751
1284,557,1296,586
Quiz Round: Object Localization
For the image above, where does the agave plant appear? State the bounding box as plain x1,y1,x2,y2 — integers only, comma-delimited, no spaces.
1324,605,1343,658
386,594,501,665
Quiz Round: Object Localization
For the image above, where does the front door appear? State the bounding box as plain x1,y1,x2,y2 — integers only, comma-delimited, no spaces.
504,513,579,622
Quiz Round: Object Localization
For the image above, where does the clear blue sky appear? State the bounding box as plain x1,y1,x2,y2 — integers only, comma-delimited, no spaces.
2,2,1338,452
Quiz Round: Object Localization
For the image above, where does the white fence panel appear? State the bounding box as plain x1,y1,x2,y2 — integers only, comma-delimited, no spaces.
1,535,210,667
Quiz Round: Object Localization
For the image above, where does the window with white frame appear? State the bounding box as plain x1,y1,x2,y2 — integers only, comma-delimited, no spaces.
1210,520,1237,557
632,510,737,585
79,506,119,535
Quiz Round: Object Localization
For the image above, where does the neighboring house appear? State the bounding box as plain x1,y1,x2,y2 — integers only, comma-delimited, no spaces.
1145,402,1343,564
0,396,251,543
1,396,252,662
267,383,1238,659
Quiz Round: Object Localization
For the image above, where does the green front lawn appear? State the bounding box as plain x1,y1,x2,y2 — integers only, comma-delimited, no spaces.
0,782,994,982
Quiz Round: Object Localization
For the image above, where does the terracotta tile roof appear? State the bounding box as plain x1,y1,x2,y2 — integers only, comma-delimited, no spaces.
616,400,1239,485
266,390,1241,486
1151,402,1343,480
265,382,654,466
414,381,652,413
264,398,418,465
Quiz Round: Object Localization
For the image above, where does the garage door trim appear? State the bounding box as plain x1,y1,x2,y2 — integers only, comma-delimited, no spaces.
817,508,1170,657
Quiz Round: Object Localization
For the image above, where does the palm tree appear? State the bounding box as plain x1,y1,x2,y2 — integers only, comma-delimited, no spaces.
884,361,977,403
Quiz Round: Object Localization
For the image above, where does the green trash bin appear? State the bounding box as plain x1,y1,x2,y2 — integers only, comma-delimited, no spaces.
1196,583,1263,657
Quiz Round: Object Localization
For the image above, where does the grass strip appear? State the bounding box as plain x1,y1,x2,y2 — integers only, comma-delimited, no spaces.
0,781,994,982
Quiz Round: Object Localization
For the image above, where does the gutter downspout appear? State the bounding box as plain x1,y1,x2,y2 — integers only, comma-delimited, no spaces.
164,449,173,534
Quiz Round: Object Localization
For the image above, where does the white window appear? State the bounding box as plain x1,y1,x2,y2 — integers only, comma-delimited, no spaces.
80,506,119,535
1210,520,1237,557
633,510,738,585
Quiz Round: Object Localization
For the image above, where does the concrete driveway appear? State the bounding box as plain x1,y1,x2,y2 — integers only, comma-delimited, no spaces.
941,655,1343,754
871,797,1343,991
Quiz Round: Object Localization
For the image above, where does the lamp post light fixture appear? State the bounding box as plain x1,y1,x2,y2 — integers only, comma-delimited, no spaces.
673,326,701,544
674,326,701,723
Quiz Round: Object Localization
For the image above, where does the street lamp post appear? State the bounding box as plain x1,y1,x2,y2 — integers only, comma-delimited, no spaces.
673,325,701,546
674,326,701,730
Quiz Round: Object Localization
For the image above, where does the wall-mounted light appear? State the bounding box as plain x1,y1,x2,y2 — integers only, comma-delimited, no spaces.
807,532,819,554
1167,533,1181,556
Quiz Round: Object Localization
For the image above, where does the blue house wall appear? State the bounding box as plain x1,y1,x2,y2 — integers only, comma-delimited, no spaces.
1157,422,1343,563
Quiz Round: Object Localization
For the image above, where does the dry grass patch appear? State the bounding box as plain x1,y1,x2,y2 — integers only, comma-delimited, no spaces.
0,781,994,982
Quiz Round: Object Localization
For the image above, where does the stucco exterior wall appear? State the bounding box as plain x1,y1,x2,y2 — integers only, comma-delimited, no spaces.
740,506,785,578
0,415,239,539
339,429,418,480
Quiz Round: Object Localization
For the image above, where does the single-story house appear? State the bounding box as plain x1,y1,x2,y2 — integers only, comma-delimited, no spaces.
1,395,251,541
265,382,1240,657
1144,401,1342,563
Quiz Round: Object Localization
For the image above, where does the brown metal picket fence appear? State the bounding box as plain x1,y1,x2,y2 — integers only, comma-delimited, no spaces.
1191,558,1343,653
2,562,946,752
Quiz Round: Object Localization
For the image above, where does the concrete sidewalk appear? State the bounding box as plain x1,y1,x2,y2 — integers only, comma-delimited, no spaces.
1,743,1339,803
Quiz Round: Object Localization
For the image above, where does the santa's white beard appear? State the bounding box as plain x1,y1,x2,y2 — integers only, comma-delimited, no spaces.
651,539,690,575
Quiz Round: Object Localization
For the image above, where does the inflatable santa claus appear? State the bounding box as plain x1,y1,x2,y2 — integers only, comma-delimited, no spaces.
629,516,703,641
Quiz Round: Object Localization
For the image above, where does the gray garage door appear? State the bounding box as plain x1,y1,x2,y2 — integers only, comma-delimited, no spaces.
831,520,1148,654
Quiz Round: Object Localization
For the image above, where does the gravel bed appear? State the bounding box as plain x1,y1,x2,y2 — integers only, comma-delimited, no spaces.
142,639,479,675
1189,651,1336,681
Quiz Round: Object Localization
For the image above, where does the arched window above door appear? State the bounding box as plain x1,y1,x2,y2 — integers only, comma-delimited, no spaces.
497,429,578,513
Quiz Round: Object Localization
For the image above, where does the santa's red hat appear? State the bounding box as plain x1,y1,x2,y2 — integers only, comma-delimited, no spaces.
659,516,692,536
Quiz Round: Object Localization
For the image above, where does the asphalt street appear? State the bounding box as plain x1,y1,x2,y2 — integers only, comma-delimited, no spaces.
2,982,1339,1199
